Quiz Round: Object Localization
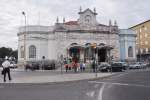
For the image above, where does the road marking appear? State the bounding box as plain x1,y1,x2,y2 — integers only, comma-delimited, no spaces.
94,84,99,88
109,72,129,79
86,91,95,97
88,81,150,88
98,83,105,100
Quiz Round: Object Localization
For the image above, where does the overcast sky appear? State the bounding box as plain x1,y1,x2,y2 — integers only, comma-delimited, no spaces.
0,0,149,49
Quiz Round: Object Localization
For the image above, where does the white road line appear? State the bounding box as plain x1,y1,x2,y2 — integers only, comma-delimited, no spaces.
94,84,99,88
110,72,129,79
88,81,150,88
98,83,105,100
86,91,95,97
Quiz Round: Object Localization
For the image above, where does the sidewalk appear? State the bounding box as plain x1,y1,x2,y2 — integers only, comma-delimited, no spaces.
0,69,114,84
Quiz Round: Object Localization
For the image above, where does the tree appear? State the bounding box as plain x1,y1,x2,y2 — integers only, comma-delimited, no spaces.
0,47,12,58
0,47,18,60
11,50,18,59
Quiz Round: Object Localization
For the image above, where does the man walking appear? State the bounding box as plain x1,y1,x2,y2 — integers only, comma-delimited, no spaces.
2,57,12,82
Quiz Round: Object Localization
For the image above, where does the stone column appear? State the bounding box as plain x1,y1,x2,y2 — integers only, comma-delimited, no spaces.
80,48,84,62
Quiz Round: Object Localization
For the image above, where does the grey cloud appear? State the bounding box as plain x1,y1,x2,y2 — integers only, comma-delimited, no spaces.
0,0,149,49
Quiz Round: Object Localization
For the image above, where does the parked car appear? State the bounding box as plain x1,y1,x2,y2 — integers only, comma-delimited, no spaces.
25,63,40,71
43,63,55,70
122,62,129,70
140,63,148,69
129,62,141,69
43,60,56,70
10,63,18,69
10,61,18,69
110,62,124,72
98,62,111,72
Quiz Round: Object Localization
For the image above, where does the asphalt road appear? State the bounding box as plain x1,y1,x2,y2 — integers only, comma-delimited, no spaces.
0,69,150,100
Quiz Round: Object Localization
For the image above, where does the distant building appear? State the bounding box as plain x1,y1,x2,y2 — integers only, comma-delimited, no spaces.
119,29,136,62
130,20,150,62
17,8,136,64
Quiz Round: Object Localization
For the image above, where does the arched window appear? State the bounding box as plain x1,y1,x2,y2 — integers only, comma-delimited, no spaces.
20,46,24,58
29,45,36,58
128,46,133,57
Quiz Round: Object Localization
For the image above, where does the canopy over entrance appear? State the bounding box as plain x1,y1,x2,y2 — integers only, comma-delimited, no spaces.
67,43,114,63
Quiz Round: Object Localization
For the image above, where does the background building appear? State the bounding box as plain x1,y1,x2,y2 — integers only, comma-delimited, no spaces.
17,8,136,65
119,29,136,62
130,20,150,62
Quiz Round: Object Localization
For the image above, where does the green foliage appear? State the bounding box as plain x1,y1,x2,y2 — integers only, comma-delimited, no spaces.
0,47,18,59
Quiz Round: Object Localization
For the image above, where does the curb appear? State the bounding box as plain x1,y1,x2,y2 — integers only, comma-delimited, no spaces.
0,74,115,86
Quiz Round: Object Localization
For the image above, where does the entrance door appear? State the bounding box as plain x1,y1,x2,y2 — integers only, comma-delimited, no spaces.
98,49,106,62
69,47,80,62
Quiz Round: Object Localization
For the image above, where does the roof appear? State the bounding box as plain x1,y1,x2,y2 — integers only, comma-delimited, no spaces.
78,8,97,15
64,21,78,25
119,29,136,36
129,20,150,29
98,24,108,27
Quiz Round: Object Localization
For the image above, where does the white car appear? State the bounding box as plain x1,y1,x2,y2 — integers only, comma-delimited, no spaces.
129,63,141,69
10,63,18,69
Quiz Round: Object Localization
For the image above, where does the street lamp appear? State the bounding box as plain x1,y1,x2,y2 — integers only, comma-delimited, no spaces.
92,43,97,78
22,11,27,67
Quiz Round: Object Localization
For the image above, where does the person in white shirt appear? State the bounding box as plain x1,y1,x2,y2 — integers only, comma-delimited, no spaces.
2,58,12,82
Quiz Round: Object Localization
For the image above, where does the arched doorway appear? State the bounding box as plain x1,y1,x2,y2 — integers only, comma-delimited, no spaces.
68,43,81,62
97,43,113,62
98,48,107,62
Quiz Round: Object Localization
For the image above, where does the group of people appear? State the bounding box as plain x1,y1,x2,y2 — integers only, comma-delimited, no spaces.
64,58,86,72
1,57,12,82
64,58,98,73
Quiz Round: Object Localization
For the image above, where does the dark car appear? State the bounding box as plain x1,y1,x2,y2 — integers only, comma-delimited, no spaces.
98,62,111,72
25,63,40,71
43,61,55,70
111,62,123,72
120,62,129,70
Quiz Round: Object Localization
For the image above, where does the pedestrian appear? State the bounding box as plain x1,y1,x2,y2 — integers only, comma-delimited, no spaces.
2,57,12,82
80,62,83,72
72,57,78,73
92,60,96,72
64,58,68,72
82,62,86,71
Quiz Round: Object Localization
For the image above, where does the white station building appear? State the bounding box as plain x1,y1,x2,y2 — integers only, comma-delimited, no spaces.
17,8,136,64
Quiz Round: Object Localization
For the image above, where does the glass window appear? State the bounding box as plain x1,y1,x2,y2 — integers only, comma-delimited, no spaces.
148,48,150,53
29,45,36,58
128,46,133,57
141,48,143,53
146,48,148,53
145,41,148,45
144,27,147,30
140,28,142,33
145,33,148,37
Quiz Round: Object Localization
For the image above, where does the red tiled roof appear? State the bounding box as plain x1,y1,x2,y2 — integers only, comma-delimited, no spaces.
65,21,78,25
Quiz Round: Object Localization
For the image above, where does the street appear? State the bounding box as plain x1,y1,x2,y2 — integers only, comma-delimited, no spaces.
0,69,150,100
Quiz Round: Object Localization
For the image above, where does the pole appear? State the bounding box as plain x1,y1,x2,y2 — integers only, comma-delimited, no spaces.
22,11,26,67
95,47,98,78
60,54,63,74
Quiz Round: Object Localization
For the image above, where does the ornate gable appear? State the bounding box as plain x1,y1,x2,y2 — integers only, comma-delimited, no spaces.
78,8,98,27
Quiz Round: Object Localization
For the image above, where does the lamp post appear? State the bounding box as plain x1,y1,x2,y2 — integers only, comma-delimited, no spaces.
22,11,27,67
92,43,97,78
60,54,63,74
